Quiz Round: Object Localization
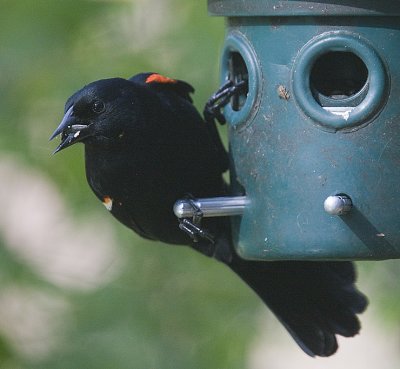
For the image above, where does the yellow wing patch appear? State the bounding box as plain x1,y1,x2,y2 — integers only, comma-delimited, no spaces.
102,196,113,211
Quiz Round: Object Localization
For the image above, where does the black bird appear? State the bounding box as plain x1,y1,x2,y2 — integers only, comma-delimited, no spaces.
50,72,367,357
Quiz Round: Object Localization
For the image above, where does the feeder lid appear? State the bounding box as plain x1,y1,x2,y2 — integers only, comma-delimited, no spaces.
208,0,400,16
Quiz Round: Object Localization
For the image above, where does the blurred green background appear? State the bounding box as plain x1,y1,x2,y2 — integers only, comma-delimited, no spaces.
1,1,400,368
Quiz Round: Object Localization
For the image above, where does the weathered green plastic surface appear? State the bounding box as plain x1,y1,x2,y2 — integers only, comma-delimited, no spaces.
208,0,400,16
210,0,400,260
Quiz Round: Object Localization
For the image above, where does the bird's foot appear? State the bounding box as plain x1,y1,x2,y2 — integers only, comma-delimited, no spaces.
203,80,247,125
178,195,215,244
179,218,215,244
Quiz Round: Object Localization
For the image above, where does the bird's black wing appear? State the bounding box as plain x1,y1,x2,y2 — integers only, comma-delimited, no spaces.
132,75,367,356
130,72,229,173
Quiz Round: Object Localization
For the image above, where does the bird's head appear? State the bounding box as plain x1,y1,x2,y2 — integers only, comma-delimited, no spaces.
50,78,139,154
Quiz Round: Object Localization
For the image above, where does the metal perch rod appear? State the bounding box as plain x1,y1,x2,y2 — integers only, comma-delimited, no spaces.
173,196,249,218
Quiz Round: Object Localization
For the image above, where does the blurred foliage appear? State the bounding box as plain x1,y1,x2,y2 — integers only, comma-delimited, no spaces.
0,1,263,369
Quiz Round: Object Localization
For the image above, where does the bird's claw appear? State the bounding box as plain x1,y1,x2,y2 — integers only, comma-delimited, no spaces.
178,196,215,244
179,219,215,244
203,80,247,125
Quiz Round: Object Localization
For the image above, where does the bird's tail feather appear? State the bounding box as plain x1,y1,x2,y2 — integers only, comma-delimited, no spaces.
227,257,368,357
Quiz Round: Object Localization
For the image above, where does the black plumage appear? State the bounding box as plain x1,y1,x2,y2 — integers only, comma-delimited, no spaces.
50,73,367,357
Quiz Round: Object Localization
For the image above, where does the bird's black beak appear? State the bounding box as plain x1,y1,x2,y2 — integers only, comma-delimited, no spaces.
50,106,91,154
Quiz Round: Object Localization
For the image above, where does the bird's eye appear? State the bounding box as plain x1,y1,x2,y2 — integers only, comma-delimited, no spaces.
92,100,105,114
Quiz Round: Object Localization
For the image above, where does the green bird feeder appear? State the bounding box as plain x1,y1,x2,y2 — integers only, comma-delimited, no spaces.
176,1,400,261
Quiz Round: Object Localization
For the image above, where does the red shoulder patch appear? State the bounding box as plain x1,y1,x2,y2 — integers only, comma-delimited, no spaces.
145,73,176,84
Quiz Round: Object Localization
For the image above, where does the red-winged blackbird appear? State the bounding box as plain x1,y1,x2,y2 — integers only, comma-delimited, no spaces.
50,72,367,357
